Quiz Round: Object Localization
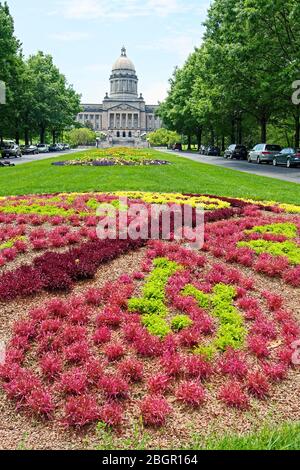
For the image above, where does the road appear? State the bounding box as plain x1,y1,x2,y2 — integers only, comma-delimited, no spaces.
0,148,87,166
158,149,300,184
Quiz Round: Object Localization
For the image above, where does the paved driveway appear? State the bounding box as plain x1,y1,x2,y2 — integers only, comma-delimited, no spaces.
158,149,300,184
0,148,87,166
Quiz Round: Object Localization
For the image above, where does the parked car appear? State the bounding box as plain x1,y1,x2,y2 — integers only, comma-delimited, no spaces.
58,143,70,150
49,144,63,152
248,144,282,164
172,143,183,151
1,142,22,158
224,144,248,160
37,144,50,153
205,146,221,156
272,148,300,168
20,145,39,155
199,145,207,155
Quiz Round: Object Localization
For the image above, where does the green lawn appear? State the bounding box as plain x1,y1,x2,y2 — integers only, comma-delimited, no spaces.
94,421,300,450
188,422,300,450
0,149,299,204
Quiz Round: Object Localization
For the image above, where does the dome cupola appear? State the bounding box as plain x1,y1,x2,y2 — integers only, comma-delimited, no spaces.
109,47,138,100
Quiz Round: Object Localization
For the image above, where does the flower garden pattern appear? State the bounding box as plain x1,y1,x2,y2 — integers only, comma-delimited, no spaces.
0,191,299,432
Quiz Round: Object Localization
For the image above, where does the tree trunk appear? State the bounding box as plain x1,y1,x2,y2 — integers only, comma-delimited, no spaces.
260,116,267,143
40,126,46,144
210,129,215,146
196,127,202,151
295,106,300,148
231,118,235,144
24,128,29,146
237,117,242,144
52,130,56,145
187,135,191,151
15,130,20,145
222,136,225,152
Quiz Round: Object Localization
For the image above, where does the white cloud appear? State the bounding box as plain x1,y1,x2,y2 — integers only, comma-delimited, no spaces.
142,80,169,104
56,0,197,20
51,31,91,41
137,33,202,63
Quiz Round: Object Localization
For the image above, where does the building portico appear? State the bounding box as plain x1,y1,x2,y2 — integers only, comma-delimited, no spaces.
76,47,162,147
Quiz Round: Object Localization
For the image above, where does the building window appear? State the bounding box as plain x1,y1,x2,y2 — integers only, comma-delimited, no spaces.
117,131,120,138
123,131,126,138
129,131,132,138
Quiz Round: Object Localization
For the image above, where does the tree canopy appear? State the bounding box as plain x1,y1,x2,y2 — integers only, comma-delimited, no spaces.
0,2,81,144
158,0,300,149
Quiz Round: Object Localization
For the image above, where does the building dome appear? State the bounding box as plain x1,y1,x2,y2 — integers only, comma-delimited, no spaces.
112,47,136,72
109,47,138,100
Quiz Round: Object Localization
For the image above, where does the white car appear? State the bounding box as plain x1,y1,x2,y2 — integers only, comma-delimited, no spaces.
37,144,50,153
248,144,282,164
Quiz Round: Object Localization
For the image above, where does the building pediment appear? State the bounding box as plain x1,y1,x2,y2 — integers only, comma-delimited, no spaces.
105,103,140,112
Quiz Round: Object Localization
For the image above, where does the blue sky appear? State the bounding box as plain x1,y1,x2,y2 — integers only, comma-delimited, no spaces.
7,0,211,104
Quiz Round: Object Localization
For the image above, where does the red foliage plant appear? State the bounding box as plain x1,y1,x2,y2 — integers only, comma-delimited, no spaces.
85,288,103,306
247,371,270,399
99,374,129,399
218,381,250,410
84,359,104,385
100,402,123,428
263,362,288,382
93,326,111,345
60,325,87,346
248,335,270,358
140,395,172,427
64,394,100,427
184,356,213,381
176,381,206,407
160,352,183,377
104,343,126,362
148,373,171,395
118,358,143,383
60,368,88,395
251,318,277,340
133,331,162,358
40,352,63,379
3,369,41,402
64,340,90,364
97,307,123,328
262,291,283,311
218,349,248,379
46,298,68,318
26,388,55,418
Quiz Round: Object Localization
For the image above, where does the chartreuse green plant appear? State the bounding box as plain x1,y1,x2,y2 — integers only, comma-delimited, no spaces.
0,236,26,250
0,203,76,217
245,222,298,239
128,257,183,338
183,283,246,358
171,315,193,332
238,240,300,265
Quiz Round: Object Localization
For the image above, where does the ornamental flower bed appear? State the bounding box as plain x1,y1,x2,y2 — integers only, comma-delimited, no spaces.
52,159,171,167
0,191,299,447
51,147,171,166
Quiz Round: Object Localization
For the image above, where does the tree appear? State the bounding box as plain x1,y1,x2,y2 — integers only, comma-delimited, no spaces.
65,128,96,147
147,128,180,147
26,52,81,144
0,1,23,142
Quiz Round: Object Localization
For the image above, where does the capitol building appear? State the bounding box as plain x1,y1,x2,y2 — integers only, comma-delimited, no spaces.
76,47,163,147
